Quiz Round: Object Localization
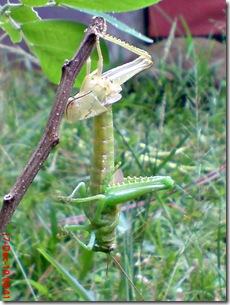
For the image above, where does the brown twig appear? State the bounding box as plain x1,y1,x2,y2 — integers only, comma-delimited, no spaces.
0,16,105,237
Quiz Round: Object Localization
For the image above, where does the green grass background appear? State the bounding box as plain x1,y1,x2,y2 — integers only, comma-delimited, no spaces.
0,36,226,301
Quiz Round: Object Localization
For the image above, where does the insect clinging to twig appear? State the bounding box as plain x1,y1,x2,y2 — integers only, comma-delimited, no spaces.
57,26,173,254
65,28,152,123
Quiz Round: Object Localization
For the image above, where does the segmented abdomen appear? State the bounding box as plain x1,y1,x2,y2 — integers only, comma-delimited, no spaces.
82,106,119,252
90,106,115,195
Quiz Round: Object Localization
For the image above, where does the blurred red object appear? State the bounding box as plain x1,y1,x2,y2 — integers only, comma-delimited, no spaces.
148,0,226,38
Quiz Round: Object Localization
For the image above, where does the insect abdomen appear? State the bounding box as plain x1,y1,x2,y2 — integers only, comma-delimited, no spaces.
90,107,115,195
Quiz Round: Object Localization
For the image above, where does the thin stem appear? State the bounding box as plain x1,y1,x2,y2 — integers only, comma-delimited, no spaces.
109,253,144,301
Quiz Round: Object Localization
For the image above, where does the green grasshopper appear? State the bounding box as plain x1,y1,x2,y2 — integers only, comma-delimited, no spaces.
57,24,174,254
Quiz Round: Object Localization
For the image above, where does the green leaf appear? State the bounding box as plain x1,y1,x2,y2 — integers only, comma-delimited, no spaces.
0,16,21,43
38,248,95,301
10,6,40,23
13,279,49,295
56,0,160,12
21,20,109,86
20,0,50,6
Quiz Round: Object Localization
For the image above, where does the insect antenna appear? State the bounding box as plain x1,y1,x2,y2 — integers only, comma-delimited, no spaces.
109,253,144,301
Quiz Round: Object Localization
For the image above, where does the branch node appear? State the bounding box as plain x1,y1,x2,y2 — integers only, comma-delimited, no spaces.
3,193,13,202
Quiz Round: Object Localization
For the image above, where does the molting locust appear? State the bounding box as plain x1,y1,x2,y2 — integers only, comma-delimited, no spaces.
57,21,174,254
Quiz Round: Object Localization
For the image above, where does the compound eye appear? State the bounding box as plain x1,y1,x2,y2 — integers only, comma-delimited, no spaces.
93,243,116,253
108,245,116,252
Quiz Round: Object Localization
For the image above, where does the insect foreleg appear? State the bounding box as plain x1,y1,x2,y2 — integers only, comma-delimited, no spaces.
57,193,106,204
57,193,108,224
66,182,87,199
58,225,96,251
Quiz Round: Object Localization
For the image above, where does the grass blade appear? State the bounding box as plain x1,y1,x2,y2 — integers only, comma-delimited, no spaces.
38,248,95,301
